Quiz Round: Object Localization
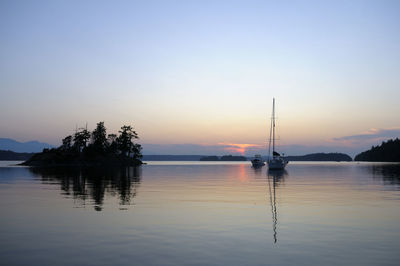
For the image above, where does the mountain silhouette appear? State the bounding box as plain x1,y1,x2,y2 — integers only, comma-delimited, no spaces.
0,138,53,153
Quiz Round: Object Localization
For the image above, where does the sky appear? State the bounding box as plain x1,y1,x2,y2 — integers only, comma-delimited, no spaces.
0,0,399,156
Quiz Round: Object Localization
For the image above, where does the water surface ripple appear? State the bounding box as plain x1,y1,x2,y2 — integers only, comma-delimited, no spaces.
0,161,399,266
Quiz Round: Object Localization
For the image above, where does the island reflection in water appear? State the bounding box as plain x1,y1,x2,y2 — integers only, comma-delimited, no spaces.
29,166,141,211
369,163,400,187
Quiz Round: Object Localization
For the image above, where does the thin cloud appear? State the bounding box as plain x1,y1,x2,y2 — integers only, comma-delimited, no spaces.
333,128,400,142
142,143,265,155
217,143,263,154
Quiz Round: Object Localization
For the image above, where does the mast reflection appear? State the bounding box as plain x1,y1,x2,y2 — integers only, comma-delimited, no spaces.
29,166,141,211
267,169,287,243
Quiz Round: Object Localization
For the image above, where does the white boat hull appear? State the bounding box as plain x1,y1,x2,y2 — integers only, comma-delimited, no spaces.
251,155,265,167
251,160,265,167
267,158,288,170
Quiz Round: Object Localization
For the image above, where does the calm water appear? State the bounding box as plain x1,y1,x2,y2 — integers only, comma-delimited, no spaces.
1,161,400,266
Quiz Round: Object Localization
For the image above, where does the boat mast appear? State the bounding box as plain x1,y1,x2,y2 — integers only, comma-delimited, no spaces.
268,104,273,161
272,98,275,155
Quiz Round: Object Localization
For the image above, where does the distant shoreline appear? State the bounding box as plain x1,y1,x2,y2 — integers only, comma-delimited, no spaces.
3,150,399,163
0,150,35,161
0,152,353,162
143,153,353,162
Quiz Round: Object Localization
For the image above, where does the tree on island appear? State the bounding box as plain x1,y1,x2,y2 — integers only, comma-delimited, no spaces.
355,138,400,162
60,135,73,151
73,128,91,153
23,122,143,166
107,133,118,154
91,122,108,152
117,125,139,158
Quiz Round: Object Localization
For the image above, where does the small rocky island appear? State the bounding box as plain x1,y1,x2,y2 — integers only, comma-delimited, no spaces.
22,122,143,166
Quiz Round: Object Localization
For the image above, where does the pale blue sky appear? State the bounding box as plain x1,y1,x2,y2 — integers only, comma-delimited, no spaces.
1,0,399,155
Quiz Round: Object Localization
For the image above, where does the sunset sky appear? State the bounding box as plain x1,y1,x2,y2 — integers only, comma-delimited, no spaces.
1,0,399,156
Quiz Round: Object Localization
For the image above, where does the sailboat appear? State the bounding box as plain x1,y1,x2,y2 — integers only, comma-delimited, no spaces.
267,98,288,170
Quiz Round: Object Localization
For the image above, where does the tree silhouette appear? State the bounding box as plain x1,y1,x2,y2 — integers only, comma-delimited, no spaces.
91,122,107,152
73,128,91,153
107,133,118,154
132,143,143,160
23,122,143,166
117,125,139,158
61,135,72,151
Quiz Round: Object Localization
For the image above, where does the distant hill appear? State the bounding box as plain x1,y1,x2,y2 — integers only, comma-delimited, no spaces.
143,153,353,162
285,153,352,161
355,138,400,162
0,138,53,153
142,155,247,161
0,150,35,161
200,156,219,161
200,155,247,161
220,155,247,161
143,155,204,161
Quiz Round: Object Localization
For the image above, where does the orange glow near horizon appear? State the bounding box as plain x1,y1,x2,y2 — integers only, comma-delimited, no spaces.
217,142,262,155
237,164,247,182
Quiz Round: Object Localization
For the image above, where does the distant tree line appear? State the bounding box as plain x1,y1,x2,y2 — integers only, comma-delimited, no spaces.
23,122,142,166
355,138,400,162
200,155,247,161
284,153,352,162
142,155,203,161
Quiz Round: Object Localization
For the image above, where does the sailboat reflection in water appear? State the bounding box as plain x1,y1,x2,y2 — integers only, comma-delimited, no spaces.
267,169,287,243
